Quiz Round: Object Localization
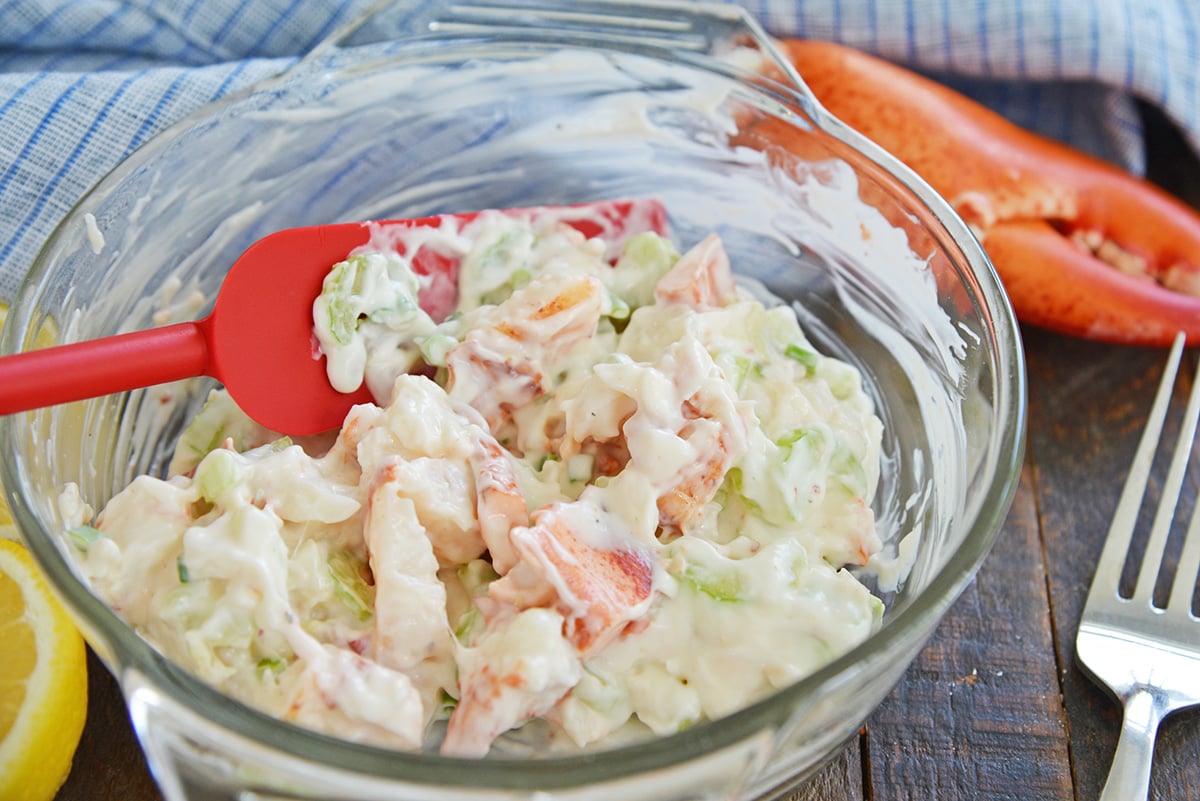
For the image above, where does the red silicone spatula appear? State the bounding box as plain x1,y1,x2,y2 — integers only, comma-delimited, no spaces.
0,199,667,436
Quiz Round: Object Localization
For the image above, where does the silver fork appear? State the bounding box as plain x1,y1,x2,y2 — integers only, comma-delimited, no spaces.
1076,332,1200,801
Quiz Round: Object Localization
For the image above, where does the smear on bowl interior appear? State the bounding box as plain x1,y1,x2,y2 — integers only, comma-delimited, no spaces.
59,202,885,757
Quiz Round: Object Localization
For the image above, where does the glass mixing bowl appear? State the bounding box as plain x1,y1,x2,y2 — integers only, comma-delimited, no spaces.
0,2,1026,799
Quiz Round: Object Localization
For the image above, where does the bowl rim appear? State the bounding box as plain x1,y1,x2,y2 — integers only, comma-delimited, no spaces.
0,28,1028,791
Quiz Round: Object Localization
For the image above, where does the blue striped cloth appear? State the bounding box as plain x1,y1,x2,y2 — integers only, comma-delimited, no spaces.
1,0,1197,301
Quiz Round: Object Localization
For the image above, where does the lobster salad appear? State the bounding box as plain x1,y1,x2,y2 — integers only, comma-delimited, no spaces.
61,201,886,757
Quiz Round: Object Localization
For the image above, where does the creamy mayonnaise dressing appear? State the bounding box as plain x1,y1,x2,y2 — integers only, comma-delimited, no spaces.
62,205,885,756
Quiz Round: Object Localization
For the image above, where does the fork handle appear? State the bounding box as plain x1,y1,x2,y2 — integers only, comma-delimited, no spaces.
1099,687,1168,801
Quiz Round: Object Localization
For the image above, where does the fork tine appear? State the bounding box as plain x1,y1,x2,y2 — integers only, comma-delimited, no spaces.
1165,350,1200,617
1132,342,1200,607
1166,490,1200,618
1087,333,1187,602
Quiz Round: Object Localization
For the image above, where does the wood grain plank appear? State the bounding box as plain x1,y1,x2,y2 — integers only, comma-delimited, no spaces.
783,741,864,801
863,461,1073,800
1024,327,1200,801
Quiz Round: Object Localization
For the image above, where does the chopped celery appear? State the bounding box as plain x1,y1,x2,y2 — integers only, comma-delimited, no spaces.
779,426,867,496
727,429,831,526
177,555,190,584
366,292,416,322
611,232,679,309
621,231,678,274
194,449,243,505
434,689,459,719
715,352,765,393
669,541,746,603
605,291,631,322
722,467,764,517
830,440,869,498
481,229,532,274
776,427,830,498
320,255,368,345
66,524,104,552
417,333,458,367
256,656,288,677
328,550,373,622
315,250,429,374
566,453,595,482
469,228,536,306
510,267,532,290
776,426,826,457
171,390,269,476
571,666,627,714
534,452,561,471
458,559,500,599
869,595,885,623
179,415,226,464
784,343,819,373
786,543,810,587
454,606,484,643
680,563,745,603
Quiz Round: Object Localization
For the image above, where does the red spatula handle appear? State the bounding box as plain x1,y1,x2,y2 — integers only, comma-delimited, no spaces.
0,321,210,415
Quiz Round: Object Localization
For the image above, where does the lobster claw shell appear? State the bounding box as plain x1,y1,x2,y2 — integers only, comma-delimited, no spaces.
769,38,1200,346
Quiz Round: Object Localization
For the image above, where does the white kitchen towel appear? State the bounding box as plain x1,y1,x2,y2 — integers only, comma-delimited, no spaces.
0,0,1195,300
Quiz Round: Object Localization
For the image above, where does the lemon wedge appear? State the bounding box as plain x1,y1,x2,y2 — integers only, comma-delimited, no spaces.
0,539,88,801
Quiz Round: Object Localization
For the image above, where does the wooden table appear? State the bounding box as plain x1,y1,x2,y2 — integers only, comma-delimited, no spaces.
51,105,1200,801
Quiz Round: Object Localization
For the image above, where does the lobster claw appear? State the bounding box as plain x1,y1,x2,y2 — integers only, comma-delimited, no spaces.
769,39,1200,347
986,221,1200,344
